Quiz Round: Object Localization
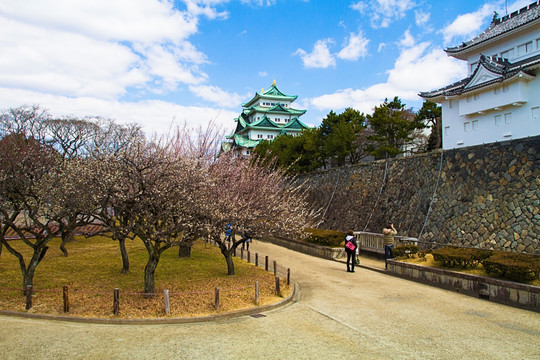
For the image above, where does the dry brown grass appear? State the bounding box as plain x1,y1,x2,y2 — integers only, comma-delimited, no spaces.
0,236,291,318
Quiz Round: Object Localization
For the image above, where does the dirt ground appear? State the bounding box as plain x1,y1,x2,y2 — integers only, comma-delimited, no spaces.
0,240,539,360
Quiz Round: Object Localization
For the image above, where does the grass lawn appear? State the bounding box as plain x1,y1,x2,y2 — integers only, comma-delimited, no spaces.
399,254,540,287
0,236,290,318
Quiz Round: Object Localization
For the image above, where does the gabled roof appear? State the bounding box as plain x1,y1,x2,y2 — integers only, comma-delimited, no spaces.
244,103,307,117
419,54,539,99
251,115,280,129
282,117,310,130
242,82,298,108
446,1,540,58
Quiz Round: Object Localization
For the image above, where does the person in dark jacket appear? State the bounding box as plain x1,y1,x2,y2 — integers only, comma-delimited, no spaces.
344,230,358,273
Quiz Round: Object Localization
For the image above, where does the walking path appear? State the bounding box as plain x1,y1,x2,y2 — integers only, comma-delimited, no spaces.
0,240,539,359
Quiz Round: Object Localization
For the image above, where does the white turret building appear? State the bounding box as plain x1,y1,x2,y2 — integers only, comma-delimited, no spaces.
420,1,540,149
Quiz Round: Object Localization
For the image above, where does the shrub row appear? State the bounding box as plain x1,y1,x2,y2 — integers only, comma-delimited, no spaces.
393,245,419,258
431,247,492,269
483,252,540,282
427,247,540,283
303,228,346,248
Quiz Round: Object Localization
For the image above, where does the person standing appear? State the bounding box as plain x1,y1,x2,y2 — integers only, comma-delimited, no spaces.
383,223,397,270
344,230,357,273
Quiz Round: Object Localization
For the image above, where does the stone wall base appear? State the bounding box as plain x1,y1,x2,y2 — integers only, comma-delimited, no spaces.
387,259,540,312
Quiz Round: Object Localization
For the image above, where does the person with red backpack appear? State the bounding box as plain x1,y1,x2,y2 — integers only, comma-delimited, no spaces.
344,230,358,273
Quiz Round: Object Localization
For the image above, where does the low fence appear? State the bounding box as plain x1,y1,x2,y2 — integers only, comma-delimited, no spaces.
0,245,291,318
354,231,418,255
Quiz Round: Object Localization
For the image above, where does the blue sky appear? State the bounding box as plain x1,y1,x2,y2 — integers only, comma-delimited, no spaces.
0,0,534,136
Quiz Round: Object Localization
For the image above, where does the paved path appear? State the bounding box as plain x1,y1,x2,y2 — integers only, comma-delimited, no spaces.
0,240,539,359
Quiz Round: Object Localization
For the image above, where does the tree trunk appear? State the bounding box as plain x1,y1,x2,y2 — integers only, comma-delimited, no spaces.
118,237,130,274
22,246,48,293
225,251,235,275
178,244,192,258
59,228,75,257
144,252,160,295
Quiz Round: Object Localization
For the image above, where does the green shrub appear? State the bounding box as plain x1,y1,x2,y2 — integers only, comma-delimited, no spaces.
304,228,347,247
482,251,540,283
394,245,419,258
432,247,492,269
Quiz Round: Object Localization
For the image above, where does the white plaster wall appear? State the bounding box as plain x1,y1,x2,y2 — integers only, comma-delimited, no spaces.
443,74,540,149
466,26,540,74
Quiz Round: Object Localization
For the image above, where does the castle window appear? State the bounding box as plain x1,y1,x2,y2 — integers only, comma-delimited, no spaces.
267,135,274,139
471,120,478,131
495,115,502,126
448,99,454,108
464,121,470,132
257,134,263,139
473,93,479,101
444,126,450,136
503,84,509,93
517,42,532,56
504,112,512,124
531,107,539,121
494,87,500,95
501,48,514,59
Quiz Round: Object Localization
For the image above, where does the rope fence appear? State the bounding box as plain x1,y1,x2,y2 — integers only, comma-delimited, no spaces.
0,240,292,317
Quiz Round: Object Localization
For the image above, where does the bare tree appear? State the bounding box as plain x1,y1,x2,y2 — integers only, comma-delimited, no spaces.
90,121,145,273
44,117,102,256
199,152,320,275
0,133,97,291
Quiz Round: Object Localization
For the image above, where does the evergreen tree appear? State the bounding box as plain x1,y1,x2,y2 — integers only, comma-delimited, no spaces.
367,97,426,158
415,100,442,151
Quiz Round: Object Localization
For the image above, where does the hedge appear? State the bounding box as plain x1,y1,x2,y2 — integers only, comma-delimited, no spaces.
482,252,540,283
394,244,419,258
304,228,347,248
431,247,491,269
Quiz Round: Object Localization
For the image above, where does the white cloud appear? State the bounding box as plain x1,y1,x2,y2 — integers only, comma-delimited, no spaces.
307,42,467,114
337,31,370,61
351,0,416,28
240,0,277,6
189,85,246,108
415,9,430,27
0,0,211,102
259,71,268,77
399,30,415,48
294,39,336,69
441,3,493,44
0,87,237,137
378,43,387,52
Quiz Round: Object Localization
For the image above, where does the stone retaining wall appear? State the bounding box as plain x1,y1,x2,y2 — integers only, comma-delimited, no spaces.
301,136,540,254
387,260,540,312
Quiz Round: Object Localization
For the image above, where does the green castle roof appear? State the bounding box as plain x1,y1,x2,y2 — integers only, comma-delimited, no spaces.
242,82,298,108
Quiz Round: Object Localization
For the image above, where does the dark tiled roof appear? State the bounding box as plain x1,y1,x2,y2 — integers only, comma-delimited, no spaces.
446,1,540,54
419,53,540,98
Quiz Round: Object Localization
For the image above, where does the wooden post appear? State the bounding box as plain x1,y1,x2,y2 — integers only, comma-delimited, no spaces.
265,256,269,271
255,253,258,267
25,285,32,310
255,281,260,306
63,285,69,313
164,289,170,315
273,260,277,276
113,288,120,315
275,277,281,297
214,286,220,310
247,251,251,263
241,248,244,260
287,268,290,285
